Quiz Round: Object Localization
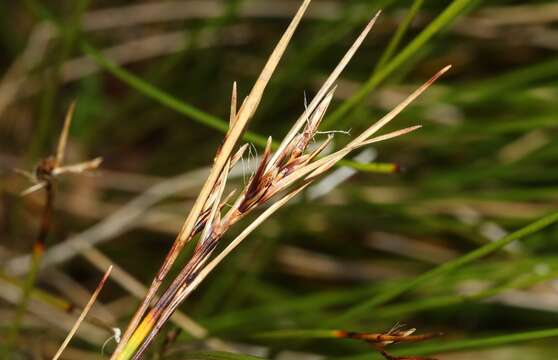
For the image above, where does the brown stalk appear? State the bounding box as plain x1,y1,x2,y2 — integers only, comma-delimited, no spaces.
132,184,311,358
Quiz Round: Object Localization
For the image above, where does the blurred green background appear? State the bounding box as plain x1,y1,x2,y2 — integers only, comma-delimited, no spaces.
2,0,558,359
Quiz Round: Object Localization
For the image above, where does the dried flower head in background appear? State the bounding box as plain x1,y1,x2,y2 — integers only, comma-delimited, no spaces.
15,101,102,196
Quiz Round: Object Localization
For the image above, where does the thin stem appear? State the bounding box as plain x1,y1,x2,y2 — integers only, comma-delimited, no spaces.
7,182,54,350
374,0,424,72
52,266,112,360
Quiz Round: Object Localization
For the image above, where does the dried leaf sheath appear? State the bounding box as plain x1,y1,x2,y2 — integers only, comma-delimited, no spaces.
111,3,450,358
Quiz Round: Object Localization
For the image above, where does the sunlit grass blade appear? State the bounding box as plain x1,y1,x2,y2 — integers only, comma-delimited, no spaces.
54,100,75,167
52,265,112,360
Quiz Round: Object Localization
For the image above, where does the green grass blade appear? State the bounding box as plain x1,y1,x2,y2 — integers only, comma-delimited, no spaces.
374,0,424,72
255,329,337,340
331,211,558,325
323,0,476,129
25,0,403,173
79,42,268,147
373,267,558,320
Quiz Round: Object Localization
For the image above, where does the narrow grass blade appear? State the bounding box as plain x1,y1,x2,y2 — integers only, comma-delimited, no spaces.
332,211,558,325
55,101,75,167
323,0,473,128
374,0,424,72
341,327,558,360
52,265,112,360
269,11,381,168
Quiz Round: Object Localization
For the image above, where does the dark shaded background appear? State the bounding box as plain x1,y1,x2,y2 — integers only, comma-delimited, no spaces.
1,1,558,359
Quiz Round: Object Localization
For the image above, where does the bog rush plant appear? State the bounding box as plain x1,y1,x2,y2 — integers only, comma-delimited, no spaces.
110,1,450,358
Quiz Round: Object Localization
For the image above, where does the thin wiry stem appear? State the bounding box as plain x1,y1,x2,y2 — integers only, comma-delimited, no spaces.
7,181,54,350
52,266,112,360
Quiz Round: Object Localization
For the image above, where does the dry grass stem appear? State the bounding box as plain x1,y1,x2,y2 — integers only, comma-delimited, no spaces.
111,1,312,356
107,2,449,358
52,266,113,360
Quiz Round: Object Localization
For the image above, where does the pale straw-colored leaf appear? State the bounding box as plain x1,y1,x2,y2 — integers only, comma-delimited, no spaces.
277,66,450,189
20,181,47,196
229,81,237,126
305,126,423,179
269,11,381,169
307,86,337,132
306,134,334,163
14,168,37,182
52,157,103,176
52,265,112,360
55,101,76,167
355,125,422,148
200,160,230,244
348,65,451,147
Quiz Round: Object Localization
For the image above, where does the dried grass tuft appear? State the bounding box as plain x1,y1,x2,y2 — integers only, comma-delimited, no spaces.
110,2,450,358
